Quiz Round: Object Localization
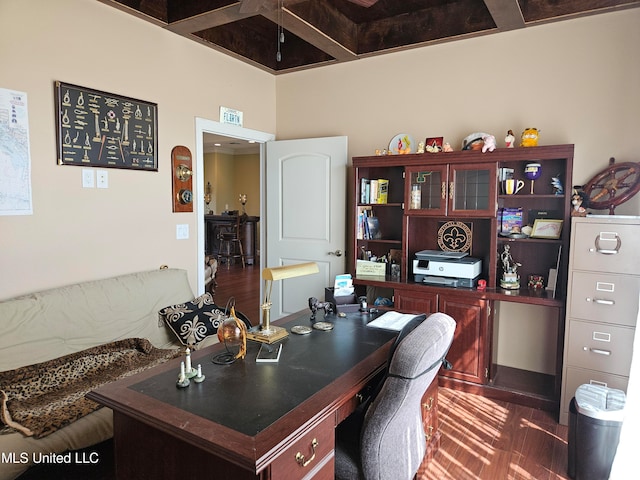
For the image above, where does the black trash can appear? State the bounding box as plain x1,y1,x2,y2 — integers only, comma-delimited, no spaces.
568,384,625,480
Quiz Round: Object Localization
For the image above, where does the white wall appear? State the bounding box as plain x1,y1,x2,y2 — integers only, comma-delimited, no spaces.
0,0,276,299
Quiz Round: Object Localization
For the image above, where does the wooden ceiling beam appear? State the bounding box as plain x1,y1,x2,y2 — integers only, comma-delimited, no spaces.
483,0,525,31
263,8,358,62
165,4,255,35
239,0,268,14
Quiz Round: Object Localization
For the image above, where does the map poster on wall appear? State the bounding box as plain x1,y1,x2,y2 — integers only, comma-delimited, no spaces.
55,81,158,171
0,87,33,216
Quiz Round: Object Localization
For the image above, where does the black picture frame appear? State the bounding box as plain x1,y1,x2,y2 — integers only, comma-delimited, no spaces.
55,81,158,171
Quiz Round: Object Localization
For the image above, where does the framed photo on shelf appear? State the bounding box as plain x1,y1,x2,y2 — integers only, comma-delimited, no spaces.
530,219,563,239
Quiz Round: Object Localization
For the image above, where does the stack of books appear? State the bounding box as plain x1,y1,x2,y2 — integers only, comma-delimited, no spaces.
357,207,381,240
360,178,388,204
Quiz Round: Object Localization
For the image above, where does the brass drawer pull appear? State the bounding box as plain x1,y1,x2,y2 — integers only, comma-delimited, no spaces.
295,438,318,467
423,397,434,411
424,425,434,440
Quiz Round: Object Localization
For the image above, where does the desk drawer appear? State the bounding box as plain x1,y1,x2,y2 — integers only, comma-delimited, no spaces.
571,222,640,274
569,272,640,327
270,415,335,480
566,320,634,376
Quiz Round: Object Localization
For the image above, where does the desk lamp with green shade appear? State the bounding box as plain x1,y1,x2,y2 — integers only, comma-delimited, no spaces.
247,262,319,344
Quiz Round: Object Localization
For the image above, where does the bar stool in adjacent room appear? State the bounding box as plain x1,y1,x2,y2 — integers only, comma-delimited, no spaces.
217,214,247,269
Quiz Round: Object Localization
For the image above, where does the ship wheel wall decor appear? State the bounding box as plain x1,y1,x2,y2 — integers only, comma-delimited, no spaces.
583,158,640,214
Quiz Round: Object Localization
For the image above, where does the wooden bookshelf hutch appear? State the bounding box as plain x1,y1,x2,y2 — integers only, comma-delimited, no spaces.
352,145,574,411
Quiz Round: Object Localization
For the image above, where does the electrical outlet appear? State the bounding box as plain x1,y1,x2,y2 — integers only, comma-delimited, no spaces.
96,170,109,189
82,169,95,188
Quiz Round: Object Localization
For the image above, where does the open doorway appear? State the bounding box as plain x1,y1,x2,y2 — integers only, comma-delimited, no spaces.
195,119,274,314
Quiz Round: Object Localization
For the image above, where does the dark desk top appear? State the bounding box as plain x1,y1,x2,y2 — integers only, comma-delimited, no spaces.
129,311,395,436
88,310,396,471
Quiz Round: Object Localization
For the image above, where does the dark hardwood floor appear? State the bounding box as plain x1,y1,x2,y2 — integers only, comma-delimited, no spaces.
423,388,569,480
18,264,571,479
212,261,262,325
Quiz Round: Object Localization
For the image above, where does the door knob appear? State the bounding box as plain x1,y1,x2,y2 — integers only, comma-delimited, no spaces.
328,249,343,257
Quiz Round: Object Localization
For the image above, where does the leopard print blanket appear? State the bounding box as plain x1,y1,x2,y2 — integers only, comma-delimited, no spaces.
0,338,181,438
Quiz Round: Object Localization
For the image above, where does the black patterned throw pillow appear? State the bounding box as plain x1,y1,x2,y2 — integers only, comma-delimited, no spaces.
159,293,250,347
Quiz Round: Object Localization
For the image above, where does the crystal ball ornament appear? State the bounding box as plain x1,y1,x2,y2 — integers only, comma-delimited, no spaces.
524,163,542,194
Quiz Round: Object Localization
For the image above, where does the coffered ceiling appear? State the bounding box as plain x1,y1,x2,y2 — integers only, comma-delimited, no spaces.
100,0,639,74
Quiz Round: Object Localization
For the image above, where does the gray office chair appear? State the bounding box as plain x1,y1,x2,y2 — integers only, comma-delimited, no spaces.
335,312,456,480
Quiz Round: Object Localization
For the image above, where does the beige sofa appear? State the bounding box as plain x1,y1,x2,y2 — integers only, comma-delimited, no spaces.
0,268,209,480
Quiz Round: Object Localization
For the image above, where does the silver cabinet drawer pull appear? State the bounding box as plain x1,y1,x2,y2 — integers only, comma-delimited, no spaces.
586,297,615,306
583,346,611,356
593,233,621,255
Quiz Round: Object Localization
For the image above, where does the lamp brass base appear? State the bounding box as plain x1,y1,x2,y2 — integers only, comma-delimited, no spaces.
246,325,289,344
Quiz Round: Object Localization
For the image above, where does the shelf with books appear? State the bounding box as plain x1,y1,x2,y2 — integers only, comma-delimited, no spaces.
351,145,575,410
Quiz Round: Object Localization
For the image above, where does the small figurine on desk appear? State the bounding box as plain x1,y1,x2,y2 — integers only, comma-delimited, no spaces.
184,348,197,378
308,297,335,321
194,364,205,383
176,361,190,388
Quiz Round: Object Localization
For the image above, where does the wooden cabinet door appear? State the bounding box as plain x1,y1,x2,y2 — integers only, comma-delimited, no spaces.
395,289,438,314
439,294,488,384
405,165,448,216
448,162,497,217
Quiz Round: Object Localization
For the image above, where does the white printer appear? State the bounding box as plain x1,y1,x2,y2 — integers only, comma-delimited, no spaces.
412,250,482,288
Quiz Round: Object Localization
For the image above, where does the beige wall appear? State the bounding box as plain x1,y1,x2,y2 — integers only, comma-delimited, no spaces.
0,0,275,299
204,152,260,215
275,9,640,214
203,151,261,238
1,1,638,370
274,9,640,373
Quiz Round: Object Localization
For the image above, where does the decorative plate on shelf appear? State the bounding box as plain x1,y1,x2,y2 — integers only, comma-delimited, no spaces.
389,133,415,154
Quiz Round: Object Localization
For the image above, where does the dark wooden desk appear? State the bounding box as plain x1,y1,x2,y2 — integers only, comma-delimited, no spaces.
88,311,397,479
205,214,259,264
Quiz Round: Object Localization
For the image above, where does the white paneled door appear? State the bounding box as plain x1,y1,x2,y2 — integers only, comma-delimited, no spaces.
265,136,348,319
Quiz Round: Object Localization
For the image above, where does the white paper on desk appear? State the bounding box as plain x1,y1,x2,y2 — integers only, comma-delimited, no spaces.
367,311,419,331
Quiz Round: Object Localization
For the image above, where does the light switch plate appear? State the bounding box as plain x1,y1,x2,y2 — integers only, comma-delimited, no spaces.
82,169,95,188
176,224,189,240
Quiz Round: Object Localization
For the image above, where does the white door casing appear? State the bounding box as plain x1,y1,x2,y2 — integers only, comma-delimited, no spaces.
195,118,274,294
